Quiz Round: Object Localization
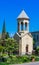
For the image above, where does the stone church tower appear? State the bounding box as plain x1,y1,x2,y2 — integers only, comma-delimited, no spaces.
14,10,33,55
17,10,29,33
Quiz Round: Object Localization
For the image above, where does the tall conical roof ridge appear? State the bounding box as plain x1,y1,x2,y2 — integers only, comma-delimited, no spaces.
17,10,29,19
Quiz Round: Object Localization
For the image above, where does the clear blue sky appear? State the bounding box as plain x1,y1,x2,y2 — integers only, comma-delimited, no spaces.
0,0,39,34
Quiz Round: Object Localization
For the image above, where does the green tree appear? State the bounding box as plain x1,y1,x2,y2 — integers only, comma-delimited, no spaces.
2,20,6,34
2,20,6,39
36,46,39,55
6,32,10,39
0,36,19,57
5,38,19,55
0,38,19,55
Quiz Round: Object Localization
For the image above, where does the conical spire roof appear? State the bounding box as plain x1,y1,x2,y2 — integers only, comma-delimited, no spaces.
17,10,29,19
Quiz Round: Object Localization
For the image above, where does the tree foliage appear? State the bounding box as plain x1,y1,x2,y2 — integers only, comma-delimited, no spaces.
5,32,10,39
2,20,6,39
0,38,19,56
2,20,6,34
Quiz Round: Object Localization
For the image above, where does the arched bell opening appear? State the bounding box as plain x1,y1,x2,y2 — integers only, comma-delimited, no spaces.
21,22,23,31
25,23,27,30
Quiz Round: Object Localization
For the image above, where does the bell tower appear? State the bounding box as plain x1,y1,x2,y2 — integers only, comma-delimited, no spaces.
17,10,30,34
14,10,33,55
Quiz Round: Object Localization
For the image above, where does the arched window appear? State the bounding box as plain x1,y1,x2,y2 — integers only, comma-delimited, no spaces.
21,22,23,30
25,23,27,30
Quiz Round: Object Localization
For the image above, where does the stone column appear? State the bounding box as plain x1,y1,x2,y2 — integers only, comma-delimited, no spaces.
18,22,21,32
25,23,27,30
19,22,21,32
23,22,25,31
27,23,29,32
